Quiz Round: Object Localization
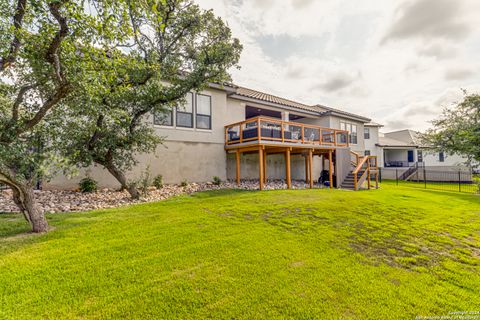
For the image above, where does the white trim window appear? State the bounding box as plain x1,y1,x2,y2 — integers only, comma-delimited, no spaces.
364,127,370,140
196,94,212,130
176,92,194,128
340,121,358,145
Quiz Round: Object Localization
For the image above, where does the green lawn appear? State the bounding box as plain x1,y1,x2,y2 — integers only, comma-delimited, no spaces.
1,185,479,319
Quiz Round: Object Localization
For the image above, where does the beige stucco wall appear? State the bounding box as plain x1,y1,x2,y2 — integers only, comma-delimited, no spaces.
45,140,227,190
44,86,364,190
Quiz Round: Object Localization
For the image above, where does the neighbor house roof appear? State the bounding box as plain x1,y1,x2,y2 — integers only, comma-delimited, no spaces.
225,84,371,122
377,136,418,148
365,121,384,127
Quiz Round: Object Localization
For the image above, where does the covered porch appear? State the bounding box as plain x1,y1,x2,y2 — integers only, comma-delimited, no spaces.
225,116,352,190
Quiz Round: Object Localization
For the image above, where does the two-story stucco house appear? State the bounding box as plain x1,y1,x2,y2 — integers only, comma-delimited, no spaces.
46,83,380,191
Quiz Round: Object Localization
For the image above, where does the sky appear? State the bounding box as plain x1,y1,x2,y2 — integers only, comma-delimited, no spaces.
195,0,480,132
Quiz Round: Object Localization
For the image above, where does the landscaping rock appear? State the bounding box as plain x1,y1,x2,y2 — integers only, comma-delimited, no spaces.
0,180,323,214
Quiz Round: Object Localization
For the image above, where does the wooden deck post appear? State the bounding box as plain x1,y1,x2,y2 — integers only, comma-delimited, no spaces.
285,148,291,189
305,155,309,183
328,150,333,189
258,147,264,190
235,149,241,185
308,149,313,189
263,149,267,184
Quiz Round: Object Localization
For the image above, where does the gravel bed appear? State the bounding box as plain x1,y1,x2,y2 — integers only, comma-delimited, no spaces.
0,180,321,214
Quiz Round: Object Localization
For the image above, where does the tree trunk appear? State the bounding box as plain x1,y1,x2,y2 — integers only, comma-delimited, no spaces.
96,160,140,200
11,183,49,233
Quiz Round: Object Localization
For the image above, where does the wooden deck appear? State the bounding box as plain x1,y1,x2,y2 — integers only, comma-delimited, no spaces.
224,117,350,190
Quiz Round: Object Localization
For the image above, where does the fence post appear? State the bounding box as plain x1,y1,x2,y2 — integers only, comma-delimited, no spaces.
424,167,427,189
458,170,461,192
396,169,398,186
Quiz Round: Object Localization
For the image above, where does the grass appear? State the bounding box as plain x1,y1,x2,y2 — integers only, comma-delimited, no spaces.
381,178,480,194
0,184,479,319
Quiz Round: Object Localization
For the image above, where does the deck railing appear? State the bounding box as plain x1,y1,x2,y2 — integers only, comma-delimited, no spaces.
351,151,379,190
225,116,349,147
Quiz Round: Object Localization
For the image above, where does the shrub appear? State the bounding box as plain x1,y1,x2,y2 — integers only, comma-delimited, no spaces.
79,177,97,193
212,176,222,186
153,175,163,189
180,179,188,187
137,166,152,197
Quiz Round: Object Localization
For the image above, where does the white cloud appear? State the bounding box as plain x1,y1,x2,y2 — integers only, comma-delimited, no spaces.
195,0,480,132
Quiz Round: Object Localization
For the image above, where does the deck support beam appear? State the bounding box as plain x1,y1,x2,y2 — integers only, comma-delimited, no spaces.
236,149,241,185
263,149,267,184
258,147,264,190
285,148,291,189
328,150,333,189
305,155,309,184
308,149,313,189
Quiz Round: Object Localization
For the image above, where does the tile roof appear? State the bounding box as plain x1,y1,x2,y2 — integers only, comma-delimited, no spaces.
233,86,370,121
235,86,323,113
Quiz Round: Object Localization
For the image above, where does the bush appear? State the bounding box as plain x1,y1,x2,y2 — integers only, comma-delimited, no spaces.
180,179,188,187
153,175,163,189
212,176,222,186
79,177,97,193
138,166,152,197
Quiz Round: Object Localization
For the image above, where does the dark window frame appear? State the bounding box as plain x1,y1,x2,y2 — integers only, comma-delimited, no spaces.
364,127,370,140
176,92,194,128
195,93,212,130
439,151,445,162
154,109,174,127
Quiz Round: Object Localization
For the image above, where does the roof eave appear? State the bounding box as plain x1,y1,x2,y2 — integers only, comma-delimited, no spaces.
228,94,320,116
323,110,371,123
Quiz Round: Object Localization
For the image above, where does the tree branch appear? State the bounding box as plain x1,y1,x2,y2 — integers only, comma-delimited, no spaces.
12,84,35,121
0,0,27,72
46,0,70,84
20,84,71,133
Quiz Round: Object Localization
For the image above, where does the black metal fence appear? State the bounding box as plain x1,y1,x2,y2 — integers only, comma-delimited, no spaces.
379,167,480,194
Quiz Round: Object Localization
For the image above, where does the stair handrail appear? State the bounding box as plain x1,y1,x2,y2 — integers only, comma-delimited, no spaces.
353,156,369,190
350,150,361,167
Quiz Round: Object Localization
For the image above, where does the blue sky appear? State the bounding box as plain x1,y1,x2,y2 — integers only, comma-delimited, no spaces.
196,0,480,131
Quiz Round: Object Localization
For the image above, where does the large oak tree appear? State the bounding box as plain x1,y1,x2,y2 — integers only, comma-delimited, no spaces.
0,0,130,232
61,0,242,199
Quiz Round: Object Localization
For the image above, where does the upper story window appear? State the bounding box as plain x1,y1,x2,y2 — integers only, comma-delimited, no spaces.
196,94,212,130
340,121,358,145
364,128,370,140
176,92,194,128
154,108,173,126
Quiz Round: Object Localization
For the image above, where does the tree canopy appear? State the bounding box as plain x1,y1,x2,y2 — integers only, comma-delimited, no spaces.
423,91,480,166
0,0,242,231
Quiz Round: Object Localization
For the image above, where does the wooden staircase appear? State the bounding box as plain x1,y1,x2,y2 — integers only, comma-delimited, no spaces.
342,151,379,191
341,170,366,190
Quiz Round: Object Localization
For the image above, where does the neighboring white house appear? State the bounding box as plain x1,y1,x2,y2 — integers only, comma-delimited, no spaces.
376,129,472,180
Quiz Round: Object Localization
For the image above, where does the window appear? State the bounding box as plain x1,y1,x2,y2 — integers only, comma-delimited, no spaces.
364,150,371,156
176,92,193,128
196,94,212,129
364,128,370,140
154,109,173,126
408,150,414,162
417,150,423,162
340,121,358,144
439,152,445,162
